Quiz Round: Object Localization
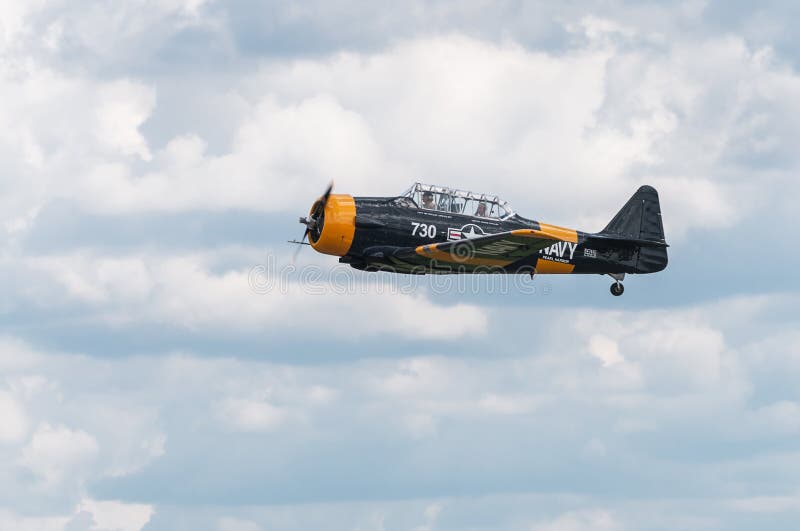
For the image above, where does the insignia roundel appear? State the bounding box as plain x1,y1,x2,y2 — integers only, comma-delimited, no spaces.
447,224,485,241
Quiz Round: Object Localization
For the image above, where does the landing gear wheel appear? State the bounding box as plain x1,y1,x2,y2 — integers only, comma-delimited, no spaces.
610,282,624,296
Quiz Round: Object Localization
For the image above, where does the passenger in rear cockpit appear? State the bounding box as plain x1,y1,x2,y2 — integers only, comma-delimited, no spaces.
475,202,487,217
422,191,436,209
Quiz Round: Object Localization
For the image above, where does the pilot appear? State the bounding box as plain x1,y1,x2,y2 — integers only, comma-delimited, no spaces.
421,191,436,209
475,202,488,217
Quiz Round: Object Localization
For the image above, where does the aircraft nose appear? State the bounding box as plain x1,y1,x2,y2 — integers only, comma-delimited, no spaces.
308,194,356,256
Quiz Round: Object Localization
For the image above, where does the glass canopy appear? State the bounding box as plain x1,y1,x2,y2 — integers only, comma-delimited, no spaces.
400,182,514,219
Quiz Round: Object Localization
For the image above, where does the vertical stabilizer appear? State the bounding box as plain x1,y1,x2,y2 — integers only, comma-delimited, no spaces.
601,185,668,273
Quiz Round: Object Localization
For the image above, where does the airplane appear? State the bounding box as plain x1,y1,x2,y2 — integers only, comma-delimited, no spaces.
294,182,668,296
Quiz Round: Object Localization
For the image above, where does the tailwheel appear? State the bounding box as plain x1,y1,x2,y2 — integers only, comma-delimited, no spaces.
610,282,624,297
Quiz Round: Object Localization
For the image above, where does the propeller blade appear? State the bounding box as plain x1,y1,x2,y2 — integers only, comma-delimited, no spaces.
322,180,334,203
314,180,335,212
292,229,309,263
292,181,333,263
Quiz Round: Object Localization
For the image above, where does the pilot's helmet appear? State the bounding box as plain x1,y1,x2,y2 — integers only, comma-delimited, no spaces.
422,191,434,201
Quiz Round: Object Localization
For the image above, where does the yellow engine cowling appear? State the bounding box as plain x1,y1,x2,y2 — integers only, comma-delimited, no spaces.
308,194,356,256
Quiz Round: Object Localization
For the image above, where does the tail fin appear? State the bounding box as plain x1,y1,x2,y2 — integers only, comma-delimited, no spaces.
600,185,668,273
602,185,665,242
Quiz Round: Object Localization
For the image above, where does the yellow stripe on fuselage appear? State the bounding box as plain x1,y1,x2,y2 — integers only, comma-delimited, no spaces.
534,258,575,274
511,224,578,243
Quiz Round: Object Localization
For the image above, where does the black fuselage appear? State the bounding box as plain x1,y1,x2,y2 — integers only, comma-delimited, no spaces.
343,197,656,275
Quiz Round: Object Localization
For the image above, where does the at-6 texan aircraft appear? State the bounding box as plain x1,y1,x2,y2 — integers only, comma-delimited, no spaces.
294,182,668,296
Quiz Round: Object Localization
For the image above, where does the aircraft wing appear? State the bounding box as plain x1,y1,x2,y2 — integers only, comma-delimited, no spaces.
391,225,579,271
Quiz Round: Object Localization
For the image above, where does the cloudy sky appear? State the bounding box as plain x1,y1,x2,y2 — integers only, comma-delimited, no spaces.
2,1,800,530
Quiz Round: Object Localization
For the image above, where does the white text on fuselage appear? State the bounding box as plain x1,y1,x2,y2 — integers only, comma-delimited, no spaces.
539,241,577,263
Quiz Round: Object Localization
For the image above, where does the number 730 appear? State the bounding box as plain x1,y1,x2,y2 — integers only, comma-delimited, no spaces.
411,222,437,238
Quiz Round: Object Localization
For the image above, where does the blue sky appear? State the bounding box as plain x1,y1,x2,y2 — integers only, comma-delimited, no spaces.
1,1,800,530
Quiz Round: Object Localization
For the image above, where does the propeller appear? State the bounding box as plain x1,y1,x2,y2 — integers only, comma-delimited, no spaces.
291,181,333,262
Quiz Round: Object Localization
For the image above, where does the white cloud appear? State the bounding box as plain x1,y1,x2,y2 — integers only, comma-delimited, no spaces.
377,358,452,397
0,292,792,523
88,407,166,479
2,3,800,529
587,334,624,367
93,81,156,161
0,336,43,370
728,493,800,513
75,94,388,214
532,509,622,531
0,1,48,49
0,340,167,516
20,250,488,340
754,401,800,434
0,509,67,531
75,498,154,531
217,398,286,432
4,27,800,242
413,502,442,531
0,391,28,443
478,393,541,415
0,60,158,241
0,0,217,61
218,517,262,531
239,33,798,236
0,498,152,531
19,423,99,489
573,307,734,394
307,385,337,405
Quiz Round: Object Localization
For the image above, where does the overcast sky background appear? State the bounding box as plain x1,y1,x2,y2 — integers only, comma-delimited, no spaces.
1,1,800,530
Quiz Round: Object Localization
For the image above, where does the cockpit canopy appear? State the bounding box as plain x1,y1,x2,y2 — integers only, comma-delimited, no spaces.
399,182,514,219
